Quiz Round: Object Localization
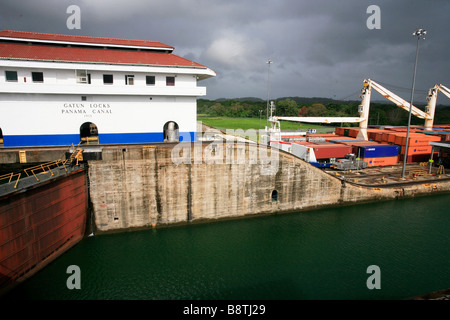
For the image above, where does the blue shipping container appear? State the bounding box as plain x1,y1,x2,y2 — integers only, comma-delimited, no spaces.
357,145,400,158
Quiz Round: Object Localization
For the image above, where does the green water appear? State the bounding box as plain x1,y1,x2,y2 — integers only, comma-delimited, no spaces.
3,194,450,300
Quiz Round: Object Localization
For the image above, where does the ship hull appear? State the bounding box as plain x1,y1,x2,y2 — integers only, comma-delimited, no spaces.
0,168,88,295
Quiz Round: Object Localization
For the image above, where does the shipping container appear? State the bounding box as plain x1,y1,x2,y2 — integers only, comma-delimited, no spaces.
293,141,312,146
306,133,337,137
422,132,450,141
335,141,380,155
348,128,360,137
357,144,400,158
326,136,360,142
310,141,334,145
307,137,326,142
406,135,440,146
343,128,350,136
386,133,403,144
393,133,440,146
362,156,399,167
399,153,433,163
291,143,316,162
270,141,292,153
394,133,407,145
335,127,343,136
309,144,353,159
400,145,432,155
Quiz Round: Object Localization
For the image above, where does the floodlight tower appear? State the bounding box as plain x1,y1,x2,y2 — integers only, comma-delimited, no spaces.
402,28,426,179
266,59,272,129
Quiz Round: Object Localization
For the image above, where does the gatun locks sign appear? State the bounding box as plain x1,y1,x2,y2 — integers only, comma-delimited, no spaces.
61,103,112,114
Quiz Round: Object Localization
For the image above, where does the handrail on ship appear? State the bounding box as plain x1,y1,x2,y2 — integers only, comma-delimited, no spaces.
0,172,22,189
0,144,83,189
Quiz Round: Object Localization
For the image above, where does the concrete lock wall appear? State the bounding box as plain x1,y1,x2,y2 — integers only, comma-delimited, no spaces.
87,143,450,233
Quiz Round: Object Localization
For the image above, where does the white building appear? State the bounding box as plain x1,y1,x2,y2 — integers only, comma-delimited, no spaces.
0,30,215,147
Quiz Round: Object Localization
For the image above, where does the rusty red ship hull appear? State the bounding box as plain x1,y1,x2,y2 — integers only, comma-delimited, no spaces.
0,168,88,294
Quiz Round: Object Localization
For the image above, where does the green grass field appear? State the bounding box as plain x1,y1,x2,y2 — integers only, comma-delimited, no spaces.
198,116,335,133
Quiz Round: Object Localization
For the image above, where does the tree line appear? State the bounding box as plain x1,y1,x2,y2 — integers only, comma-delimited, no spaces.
198,97,450,126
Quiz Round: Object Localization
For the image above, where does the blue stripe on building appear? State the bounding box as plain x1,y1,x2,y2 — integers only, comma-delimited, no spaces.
3,132,197,147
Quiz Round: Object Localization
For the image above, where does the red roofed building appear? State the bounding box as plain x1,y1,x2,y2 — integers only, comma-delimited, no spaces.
0,30,216,147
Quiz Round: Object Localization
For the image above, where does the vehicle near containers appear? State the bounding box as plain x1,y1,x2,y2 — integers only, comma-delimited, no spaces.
330,154,368,171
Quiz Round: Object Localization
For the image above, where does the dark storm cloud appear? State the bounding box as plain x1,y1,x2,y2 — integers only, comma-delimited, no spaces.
0,0,448,102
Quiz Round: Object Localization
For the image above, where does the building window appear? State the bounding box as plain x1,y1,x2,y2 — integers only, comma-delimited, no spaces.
125,75,135,85
32,72,44,83
146,75,155,86
76,70,90,84
76,70,88,83
103,74,113,84
166,76,175,86
5,71,18,82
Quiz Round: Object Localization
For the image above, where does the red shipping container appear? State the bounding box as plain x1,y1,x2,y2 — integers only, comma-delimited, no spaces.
293,141,313,146
374,132,384,142
380,133,391,143
362,156,399,167
348,128,359,137
311,144,353,159
387,133,403,144
335,127,344,136
306,133,337,137
336,141,380,146
333,141,379,155
368,131,379,141
394,133,407,145
399,154,432,163
326,136,359,142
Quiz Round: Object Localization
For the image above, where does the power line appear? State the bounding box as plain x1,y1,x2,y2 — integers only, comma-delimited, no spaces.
338,90,362,101
339,81,430,102
376,80,428,95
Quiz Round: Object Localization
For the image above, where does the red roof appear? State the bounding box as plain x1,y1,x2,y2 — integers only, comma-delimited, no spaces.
0,42,206,68
0,29,174,50
0,30,207,68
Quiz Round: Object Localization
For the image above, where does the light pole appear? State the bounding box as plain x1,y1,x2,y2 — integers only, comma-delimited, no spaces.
402,28,426,179
266,60,272,129
259,109,263,129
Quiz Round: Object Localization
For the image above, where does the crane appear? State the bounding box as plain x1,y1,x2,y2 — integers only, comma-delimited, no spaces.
266,101,364,143
357,79,433,139
424,84,450,131
265,79,442,143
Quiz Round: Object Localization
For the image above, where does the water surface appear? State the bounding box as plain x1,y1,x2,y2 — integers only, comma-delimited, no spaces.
4,194,450,300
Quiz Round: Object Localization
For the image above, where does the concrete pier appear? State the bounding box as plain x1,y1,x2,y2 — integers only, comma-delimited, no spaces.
2,135,450,234
85,142,450,233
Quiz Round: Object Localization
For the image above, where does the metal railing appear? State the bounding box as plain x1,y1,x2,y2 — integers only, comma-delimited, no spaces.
0,172,22,189
0,145,83,189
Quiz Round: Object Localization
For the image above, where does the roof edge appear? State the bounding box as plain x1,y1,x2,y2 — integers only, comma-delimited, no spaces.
0,29,174,52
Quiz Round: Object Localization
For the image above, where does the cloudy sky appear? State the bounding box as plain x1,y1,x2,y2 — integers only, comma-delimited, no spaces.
1,0,449,103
